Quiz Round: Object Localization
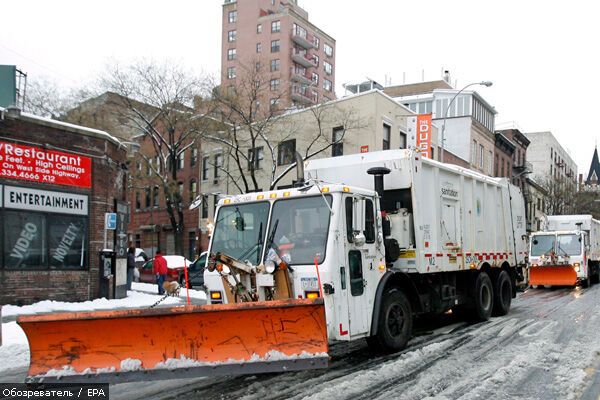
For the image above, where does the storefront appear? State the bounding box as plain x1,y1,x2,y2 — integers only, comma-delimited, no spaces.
0,107,127,305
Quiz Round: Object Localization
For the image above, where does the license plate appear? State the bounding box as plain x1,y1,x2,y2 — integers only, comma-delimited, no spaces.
301,277,319,290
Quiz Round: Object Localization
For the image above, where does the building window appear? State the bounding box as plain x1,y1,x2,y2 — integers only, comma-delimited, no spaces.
201,195,208,218
312,90,318,103
147,158,152,175
293,23,307,38
332,126,344,157
271,40,280,53
214,153,223,179
257,24,262,33
177,150,185,170
228,30,236,42
270,98,280,110
189,180,197,203
135,192,141,210
153,185,159,207
323,79,332,92
136,160,142,173
191,148,198,166
479,144,484,168
256,43,261,53
145,187,151,208
324,43,333,57
178,182,184,198
488,150,493,175
228,10,237,23
270,59,280,72
271,20,280,33
472,140,477,164
227,48,236,60
312,54,319,67
312,36,320,48
324,61,332,75
4,211,88,270
270,78,280,91
278,139,296,166
155,156,161,174
227,67,236,79
311,72,319,84
383,124,391,150
248,147,264,170
202,157,209,180
399,131,407,149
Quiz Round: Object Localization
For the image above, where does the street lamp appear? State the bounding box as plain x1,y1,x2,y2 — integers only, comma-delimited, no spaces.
440,81,493,163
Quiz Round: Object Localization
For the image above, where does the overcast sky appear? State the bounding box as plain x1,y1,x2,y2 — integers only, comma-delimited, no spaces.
2,0,599,175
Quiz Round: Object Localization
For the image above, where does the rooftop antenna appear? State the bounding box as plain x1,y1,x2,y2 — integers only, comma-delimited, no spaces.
403,72,406,84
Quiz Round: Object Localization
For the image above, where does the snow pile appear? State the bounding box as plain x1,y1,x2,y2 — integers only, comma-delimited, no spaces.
120,359,143,372
0,321,29,373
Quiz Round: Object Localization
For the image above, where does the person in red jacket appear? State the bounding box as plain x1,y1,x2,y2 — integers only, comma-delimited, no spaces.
153,249,168,295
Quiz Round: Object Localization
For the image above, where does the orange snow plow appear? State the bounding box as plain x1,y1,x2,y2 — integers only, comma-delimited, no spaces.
18,298,328,383
529,265,578,287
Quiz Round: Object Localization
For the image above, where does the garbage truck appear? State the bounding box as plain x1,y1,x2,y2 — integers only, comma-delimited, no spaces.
18,149,527,383
528,215,600,287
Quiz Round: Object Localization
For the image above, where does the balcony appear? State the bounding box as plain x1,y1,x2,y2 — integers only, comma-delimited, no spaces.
291,85,314,105
513,161,533,175
292,52,314,68
291,32,315,49
290,68,312,86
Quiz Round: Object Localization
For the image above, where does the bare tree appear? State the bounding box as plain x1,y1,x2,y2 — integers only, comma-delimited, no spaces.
100,59,216,255
537,173,578,215
23,76,93,118
206,61,364,193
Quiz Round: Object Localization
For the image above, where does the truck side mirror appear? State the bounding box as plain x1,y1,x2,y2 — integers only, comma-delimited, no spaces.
352,197,366,246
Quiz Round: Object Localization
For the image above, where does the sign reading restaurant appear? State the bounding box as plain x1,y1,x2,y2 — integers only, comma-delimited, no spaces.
0,141,92,188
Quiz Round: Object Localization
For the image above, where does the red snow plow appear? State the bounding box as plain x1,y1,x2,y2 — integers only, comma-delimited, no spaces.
18,298,328,383
529,265,578,287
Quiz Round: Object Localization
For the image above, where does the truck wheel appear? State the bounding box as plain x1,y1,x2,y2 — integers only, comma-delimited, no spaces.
492,270,512,316
368,289,412,353
472,272,493,321
582,274,591,288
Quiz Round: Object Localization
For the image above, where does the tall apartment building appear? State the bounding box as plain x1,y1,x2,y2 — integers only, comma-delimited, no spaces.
525,131,577,185
221,0,336,109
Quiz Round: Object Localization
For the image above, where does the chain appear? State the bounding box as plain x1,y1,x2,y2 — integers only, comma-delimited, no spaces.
149,293,170,309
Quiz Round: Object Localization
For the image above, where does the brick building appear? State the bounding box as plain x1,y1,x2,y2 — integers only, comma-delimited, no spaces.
0,107,127,305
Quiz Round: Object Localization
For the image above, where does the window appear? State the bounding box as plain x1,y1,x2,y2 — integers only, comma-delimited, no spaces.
136,160,142,173
271,20,280,33
472,140,477,164
348,250,364,296
293,23,307,38
202,157,209,180
147,158,152,175
153,186,159,207
227,67,236,79
311,72,319,84
332,126,344,157
4,211,88,270
324,43,333,57
191,148,198,166
270,78,280,91
294,64,306,76
257,24,262,33
155,156,161,174
227,48,236,60
228,30,236,42
189,180,197,203
214,153,223,179
278,139,296,166
488,150,493,175
270,98,280,110
312,36,320,48
399,131,407,149
145,187,151,208
365,199,375,243
323,79,332,92
248,147,264,170
135,192,141,210
271,40,280,52
324,61,332,75
227,85,236,97
479,144,484,168
270,59,280,72
312,54,319,67
201,195,208,218
256,43,261,53
383,124,391,150
312,90,318,103
178,182,184,198
177,150,185,170
228,10,237,23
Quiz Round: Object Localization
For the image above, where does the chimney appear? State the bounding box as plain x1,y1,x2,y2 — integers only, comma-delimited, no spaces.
444,70,451,84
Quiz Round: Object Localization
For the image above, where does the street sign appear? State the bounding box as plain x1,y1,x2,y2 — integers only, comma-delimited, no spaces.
105,213,117,230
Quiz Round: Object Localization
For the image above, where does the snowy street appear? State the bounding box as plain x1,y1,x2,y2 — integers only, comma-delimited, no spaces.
2,284,600,399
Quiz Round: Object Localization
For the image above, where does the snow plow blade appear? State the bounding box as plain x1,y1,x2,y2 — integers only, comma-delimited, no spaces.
529,266,578,287
18,298,328,383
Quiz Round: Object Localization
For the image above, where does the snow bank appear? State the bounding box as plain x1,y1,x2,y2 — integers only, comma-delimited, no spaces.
0,322,29,373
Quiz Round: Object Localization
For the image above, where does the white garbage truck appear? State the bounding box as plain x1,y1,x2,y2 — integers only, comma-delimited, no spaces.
204,149,527,352
529,215,600,287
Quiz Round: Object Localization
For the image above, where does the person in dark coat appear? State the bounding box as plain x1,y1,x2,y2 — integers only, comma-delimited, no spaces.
153,249,168,295
126,246,136,291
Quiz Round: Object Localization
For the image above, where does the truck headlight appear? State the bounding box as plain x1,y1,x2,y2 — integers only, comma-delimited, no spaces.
265,260,276,274
573,263,580,272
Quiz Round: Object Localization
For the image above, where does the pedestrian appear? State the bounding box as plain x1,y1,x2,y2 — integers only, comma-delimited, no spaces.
126,246,136,291
153,249,168,295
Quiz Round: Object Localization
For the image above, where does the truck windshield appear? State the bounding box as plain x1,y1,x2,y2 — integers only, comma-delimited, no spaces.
267,195,332,265
556,234,582,256
211,202,270,265
530,235,555,257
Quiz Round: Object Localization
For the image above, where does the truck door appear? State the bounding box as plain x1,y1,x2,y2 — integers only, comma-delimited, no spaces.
344,195,377,337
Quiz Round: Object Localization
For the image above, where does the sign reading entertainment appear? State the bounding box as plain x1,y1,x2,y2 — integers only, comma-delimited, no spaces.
4,186,88,215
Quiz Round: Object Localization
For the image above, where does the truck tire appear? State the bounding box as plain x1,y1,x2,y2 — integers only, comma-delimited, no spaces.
492,270,512,316
472,272,493,321
367,289,412,353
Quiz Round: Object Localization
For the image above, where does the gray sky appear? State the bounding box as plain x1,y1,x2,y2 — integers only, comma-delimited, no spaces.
2,0,599,175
